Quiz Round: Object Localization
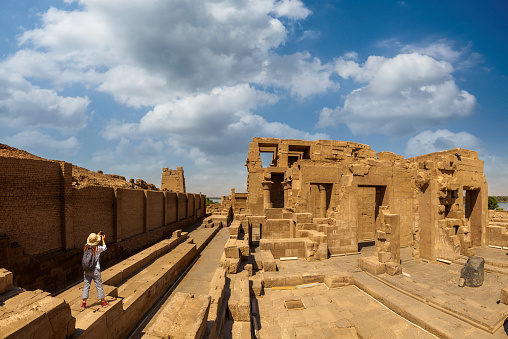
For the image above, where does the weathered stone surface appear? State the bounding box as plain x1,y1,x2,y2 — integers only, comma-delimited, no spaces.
460,256,485,287
358,256,386,275
146,292,210,339
0,269,13,294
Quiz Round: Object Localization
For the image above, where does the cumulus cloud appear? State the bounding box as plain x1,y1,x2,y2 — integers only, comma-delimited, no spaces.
401,40,463,63
317,53,476,136
10,0,323,104
0,70,90,132
2,130,81,156
102,84,327,156
404,129,484,157
256,53,339,99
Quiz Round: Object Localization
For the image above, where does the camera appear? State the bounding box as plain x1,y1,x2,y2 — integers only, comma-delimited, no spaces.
98,231,105,237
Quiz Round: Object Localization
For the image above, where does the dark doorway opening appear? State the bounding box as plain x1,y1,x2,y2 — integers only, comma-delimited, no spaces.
357,185,386,250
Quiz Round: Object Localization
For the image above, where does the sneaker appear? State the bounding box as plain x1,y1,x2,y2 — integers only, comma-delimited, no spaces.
102,301,110,308
81,302,86,310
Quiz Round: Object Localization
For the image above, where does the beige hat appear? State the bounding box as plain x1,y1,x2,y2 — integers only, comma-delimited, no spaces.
87,233,101,246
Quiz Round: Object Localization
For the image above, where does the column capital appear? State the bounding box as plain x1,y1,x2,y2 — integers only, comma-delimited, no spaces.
262,181,273,189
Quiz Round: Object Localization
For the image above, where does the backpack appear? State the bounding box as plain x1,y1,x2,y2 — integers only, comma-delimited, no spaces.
82,248,97,273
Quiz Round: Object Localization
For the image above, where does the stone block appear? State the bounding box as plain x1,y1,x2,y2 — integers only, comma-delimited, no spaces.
358,256,386,275
225,245,241,259
385,262,402,276
293,213,313,224
377,251,391,263
262,273,284,288
460,256,484,287
0,269,13,294
146,292,211,339
302,272,324,284
260,250,277,272
500,286,508,305
324,273,353,288
244,264,253,277
249,279,262,296
284,274,303,286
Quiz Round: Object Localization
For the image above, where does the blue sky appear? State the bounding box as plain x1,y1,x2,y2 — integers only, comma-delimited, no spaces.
0,0,507,196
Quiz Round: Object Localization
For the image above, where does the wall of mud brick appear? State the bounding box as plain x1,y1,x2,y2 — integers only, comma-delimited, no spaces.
70,186,115,250
146,190,164,232
116,188,146,240
0,157,65,256
187,193,195,219
177,193,188,221
0,156,205,292
165,192,178,224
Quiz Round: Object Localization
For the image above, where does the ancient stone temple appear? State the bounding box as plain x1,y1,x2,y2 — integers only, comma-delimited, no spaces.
161,166,186,193
243,137,488,263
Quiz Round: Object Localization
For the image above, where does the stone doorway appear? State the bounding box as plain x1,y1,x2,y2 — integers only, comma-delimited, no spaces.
464,188,482,246
357,185,386,246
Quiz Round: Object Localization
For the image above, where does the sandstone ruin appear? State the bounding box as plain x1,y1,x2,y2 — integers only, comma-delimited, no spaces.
161,167,186,193
2,138,508,338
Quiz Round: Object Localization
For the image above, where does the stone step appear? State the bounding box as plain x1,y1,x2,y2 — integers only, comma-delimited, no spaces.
102,233,188,286
352,272,504,338
0,289,75,339
228,271,250,322
48,222,222,339
141,292,211,338
66,241,199,339
118,241,199,335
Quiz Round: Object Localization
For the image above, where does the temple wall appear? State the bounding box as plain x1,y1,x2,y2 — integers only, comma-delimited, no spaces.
0,155,205,292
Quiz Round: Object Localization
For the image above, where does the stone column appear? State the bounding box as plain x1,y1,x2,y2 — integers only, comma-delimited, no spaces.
282,180,292,208
319,184,327,218
262,181,273,209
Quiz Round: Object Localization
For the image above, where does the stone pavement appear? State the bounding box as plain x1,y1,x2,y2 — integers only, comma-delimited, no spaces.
174,227,230,295
255,283,434,339
258,245,508,338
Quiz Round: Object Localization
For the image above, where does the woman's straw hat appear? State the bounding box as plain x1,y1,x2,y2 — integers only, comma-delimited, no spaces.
87,233,101,246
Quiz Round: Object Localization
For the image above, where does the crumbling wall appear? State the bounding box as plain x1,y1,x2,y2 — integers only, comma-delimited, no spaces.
161,166,186,193
245,138,487,262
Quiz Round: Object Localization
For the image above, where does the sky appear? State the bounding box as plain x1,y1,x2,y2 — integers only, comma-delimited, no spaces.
0,0,507,196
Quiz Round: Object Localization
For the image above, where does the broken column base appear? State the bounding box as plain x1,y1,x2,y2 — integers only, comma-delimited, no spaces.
358,256,402,276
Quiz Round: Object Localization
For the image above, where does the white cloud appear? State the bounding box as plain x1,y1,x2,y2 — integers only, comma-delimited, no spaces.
0,70,90,132
272,0,311,19
401,40,462,63
404,129,484,157
257,53,339,99
297,30,320,42
102,84,327,156
11,0,318,103
2,130,81,156
318,53,476,136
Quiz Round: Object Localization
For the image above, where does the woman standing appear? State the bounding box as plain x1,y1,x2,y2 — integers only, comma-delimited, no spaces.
81,232,109,309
